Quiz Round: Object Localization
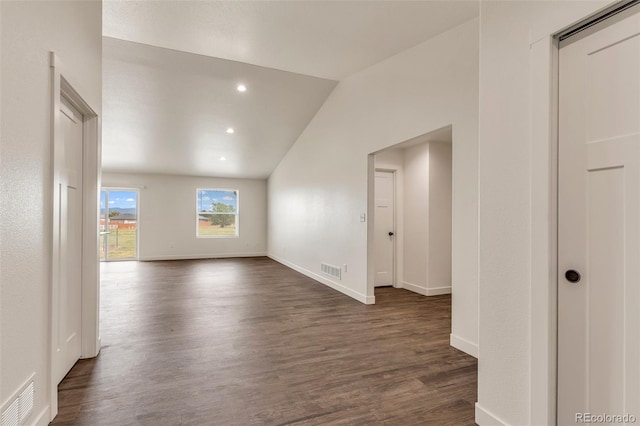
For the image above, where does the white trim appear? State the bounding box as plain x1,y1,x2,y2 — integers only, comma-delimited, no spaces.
366,154,377,301
426,286,451,296
401,281,427,295
450,333,478,358
49,51,101,422
475,403,509,426
530,35,559,426
401,281,451,296
140,252,267,261
269,254,374,304
33,405,51,426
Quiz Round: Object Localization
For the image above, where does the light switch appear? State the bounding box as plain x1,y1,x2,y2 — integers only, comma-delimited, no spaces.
360,213,366,222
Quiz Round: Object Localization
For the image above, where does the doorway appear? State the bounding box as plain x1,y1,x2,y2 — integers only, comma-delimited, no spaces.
100,188,139,261
49,52,101,421
369,126,453,298
557,3,640,422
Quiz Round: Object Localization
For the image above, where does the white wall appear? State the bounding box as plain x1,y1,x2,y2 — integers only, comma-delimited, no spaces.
102,173,267,260
427,141,452,293
374,148,404,171
402,143,429,291
268,18,479,354
397,141,452,297
476,1,611,425
0,1,102,422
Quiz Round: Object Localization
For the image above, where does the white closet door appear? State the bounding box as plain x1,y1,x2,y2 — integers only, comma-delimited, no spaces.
55,97,84,384
374,171,395,287
558,7,640,424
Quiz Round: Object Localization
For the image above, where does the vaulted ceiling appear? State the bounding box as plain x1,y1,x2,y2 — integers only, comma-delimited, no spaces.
102,1,479,178
102,37,336,178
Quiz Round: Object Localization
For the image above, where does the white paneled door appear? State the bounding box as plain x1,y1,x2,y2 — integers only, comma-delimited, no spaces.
558,6,640,424
374,171,395,287
55,97,84,384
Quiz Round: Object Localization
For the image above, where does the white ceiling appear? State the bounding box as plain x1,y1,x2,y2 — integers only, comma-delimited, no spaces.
102,37,337,178
103,1,479,81
102,1,479,179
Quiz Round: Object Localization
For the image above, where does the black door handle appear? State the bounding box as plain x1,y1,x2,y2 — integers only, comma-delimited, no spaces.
388,232,394,236
565,269,581,283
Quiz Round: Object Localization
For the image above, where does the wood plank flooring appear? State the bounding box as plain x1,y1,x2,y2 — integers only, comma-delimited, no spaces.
53,257,477,425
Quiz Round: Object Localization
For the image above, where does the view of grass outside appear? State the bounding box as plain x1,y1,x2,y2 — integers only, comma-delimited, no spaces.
100,227,137,259
99,234,105,260
197,222,237,237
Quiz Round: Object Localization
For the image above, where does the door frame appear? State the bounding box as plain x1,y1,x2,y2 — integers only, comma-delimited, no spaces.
529,2,633,424
373,168,398,288
100,187,141,262
48,52,101,421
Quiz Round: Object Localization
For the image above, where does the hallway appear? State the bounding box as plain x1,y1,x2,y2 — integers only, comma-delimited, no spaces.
53,258,476,425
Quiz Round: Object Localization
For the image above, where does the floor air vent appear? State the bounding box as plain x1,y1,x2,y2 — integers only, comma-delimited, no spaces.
19,383,34,423
321,263,341,280
1,399,19,426
1,379,34,426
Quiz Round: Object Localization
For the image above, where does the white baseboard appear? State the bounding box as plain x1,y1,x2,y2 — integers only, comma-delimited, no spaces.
401,281,451,296
402,281,428,295
475,403,509,426
33,405,51,426
426,286,452,296
268,254,374,304
140,252,267,261
450,333,479,358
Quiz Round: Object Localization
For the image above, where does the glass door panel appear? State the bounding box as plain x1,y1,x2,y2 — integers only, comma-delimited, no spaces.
100,190,107,260
100,189,138,261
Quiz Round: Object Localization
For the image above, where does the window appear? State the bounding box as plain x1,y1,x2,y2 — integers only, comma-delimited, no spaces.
196,189,239,238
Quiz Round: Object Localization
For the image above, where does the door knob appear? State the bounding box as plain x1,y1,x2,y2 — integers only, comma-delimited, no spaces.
388,232,394,236
565,269,581,283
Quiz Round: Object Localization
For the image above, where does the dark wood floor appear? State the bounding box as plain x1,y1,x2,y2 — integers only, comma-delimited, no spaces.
53,257,476,425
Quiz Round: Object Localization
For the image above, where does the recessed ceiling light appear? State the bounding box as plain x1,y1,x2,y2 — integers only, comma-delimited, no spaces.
220,156,226,161
237,84,247,92
226,128,234,134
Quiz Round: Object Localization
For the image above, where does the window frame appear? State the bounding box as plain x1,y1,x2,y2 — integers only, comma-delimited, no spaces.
195,188,240,239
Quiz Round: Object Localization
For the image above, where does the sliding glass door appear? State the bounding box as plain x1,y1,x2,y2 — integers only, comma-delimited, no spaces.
100,189,138,261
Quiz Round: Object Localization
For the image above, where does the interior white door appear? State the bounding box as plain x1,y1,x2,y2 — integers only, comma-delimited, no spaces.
374,171,395,287
55,96,84,384
558,7,640,424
